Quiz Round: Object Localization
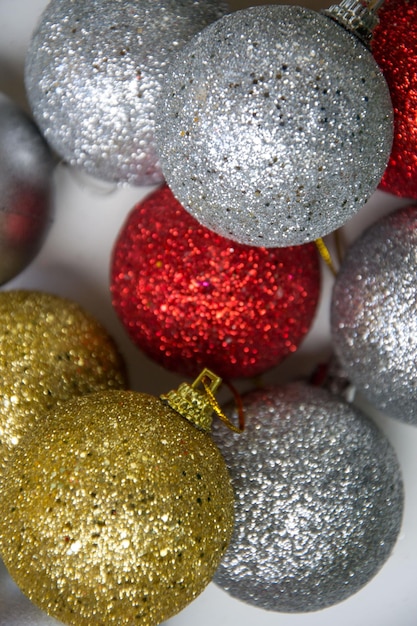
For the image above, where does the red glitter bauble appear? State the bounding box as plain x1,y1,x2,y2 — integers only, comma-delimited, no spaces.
372,0,417,197
110,185,320,379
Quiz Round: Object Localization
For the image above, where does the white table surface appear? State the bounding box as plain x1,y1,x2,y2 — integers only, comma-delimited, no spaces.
1,1,417,625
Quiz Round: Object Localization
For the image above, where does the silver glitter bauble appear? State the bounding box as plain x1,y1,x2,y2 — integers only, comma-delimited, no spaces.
25,0,228,186
0,93,54,285
331,205,417,425
155,4,393,247
212,382,403,612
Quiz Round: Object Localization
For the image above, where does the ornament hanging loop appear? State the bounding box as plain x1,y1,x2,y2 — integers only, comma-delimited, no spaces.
315,237,338,276
199,373,244,434
161,368,244,433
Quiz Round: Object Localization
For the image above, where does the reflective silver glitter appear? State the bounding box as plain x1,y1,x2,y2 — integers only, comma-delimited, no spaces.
212,382,403,612
0,93,54,285
155,5,393,247
331,205,417,426
25,0,228,186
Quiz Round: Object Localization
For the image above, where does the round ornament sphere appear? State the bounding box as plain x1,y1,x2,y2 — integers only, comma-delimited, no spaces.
331,205,417,425
212,382,403,612
0,390,235,626
111,185,320,379
0,93,54,285
24,0,228,186
372,0,417,198
154,4,393,247
0,290,127,471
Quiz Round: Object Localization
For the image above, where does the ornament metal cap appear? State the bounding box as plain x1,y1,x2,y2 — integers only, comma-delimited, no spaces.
322,0,383,46
161,368,243,433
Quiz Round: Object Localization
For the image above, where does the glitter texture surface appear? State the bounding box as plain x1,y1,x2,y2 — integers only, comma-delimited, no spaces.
0,290,127,472
25,0,228,186
154,5,393,247
0,93,54,285
110,185,320,379
372,0,417,198
0,390,235,625
212,382,404,612
331,205,417,425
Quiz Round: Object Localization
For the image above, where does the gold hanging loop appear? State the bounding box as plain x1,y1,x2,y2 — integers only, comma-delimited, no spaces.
200,375,244,433
315,237,338,276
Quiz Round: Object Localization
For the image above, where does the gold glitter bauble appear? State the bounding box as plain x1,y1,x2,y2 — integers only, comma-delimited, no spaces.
0,390,234,626
0,290,127,472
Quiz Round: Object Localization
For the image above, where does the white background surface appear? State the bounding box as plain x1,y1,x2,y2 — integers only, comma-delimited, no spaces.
1,1,417,625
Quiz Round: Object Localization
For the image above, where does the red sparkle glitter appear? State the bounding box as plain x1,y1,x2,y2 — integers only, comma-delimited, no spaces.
372,0,417,197
110,185,320,379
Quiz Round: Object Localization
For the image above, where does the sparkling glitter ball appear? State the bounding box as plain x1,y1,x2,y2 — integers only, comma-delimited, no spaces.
25,0,228,186
0,290,127,472
110,185,320,379
154,4,393,247
331,205,417,425
0,93,54,285
372,0,417,198
212,382,404,612
0,390,235,626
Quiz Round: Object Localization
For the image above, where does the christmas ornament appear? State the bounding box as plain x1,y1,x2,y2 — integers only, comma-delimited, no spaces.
0,290,127,472
331,205,417,425
0,93,54,285
212,382,403,612
24,0,228,186
111,185,320,379
372,0,417,198
154,1,393,247
0,371,235,626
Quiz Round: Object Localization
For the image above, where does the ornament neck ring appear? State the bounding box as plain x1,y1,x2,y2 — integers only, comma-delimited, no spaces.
322,0,385,46
160,368,244,433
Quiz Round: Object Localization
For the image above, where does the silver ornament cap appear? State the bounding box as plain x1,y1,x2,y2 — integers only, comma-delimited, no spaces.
155,4,392,247
212,382,403,612
24,0,228,186
323,0,383,46
0,93,54,285
331,205,417,425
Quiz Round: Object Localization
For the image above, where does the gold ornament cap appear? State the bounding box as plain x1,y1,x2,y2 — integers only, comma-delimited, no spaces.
161,368,243,433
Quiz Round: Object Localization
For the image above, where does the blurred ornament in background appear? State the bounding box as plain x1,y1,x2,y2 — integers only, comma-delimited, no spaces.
331,205,417,426
0,290,127,473
154,1,393,248
310,352,356,402
0,93,54,285
24,0,228,186
212,382,403,612
372,0,417,198
110,185,321,380
0,374,235,625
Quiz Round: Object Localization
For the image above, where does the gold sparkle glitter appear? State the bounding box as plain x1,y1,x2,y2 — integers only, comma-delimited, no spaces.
0,390,235,625
0,290,127,473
